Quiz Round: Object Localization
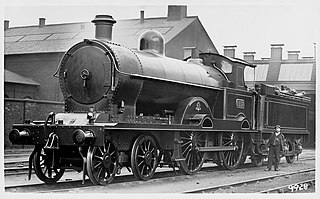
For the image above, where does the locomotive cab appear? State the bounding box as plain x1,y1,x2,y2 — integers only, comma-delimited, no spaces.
198,53,256,90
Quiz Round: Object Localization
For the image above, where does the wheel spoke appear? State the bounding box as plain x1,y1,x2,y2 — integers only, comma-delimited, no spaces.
182,140,192,147
141,165,146,176
106,143,111,154
139,144,146,153
94,154,103,161
223,140,232,146
138,159,145,167
98,147,104,156
93,161,102,169
43,167,48,175
147,141,151,151
182,145,191,156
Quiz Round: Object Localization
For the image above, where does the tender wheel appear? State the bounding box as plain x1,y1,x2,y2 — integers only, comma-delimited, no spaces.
33,147,65,184
178,131,206,174
218,132,245,170
131,134,159,181
87,140,119,185
285,140,295,163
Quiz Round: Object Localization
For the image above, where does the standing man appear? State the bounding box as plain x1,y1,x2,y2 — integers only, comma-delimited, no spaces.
265,125,285,171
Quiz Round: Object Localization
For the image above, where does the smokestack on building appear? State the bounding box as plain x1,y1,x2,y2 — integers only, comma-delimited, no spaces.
270,44,284,60
39,18,46,28
4,20,9,31
287,51,300,60
243,52,256,61
223,45,237,58
167,5,187,21
140,10,145,23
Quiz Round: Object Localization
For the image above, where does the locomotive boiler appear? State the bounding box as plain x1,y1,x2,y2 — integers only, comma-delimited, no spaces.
9,15,310,185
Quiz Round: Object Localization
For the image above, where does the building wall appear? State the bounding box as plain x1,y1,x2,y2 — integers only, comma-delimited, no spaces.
166,18,218,60
4,98,64,148
5,82,38,99
4,53,65,101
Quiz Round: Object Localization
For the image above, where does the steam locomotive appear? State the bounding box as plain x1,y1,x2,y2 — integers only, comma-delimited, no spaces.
9,15,310,185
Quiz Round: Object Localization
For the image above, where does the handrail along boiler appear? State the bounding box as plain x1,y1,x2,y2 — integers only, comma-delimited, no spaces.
9,15,310,185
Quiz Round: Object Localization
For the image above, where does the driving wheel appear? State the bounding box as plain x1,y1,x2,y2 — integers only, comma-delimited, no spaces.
178,131,206,174
218,132,245,170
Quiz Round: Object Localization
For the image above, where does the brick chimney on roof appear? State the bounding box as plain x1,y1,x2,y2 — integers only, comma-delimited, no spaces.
167,5,187,21
287,51,300,60
39,18,46,28
140,10,145,23
4,20,9,31
243,52,256,61
271,44,284,60
223,45,237,58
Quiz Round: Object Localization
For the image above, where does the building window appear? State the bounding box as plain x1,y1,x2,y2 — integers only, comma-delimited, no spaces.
278,64,313,81
244,64,269,81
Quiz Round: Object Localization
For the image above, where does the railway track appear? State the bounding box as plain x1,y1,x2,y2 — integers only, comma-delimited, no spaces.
5,150,315,193
183,168,315,193
5,156,315,176
5,159,315,193
5,166,182,192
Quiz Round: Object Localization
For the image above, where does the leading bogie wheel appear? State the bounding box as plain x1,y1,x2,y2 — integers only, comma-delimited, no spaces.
86,140,119,185
131,134,159,181
178,131,207,174
33,147,65,184
218,132,245,170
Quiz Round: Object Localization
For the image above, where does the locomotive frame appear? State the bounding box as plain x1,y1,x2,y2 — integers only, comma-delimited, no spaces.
9,15,310,185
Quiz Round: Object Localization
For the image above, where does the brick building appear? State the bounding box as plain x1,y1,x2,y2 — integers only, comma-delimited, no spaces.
4,5,217,101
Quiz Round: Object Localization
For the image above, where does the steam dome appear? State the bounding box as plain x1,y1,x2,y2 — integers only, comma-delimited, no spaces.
138,30,165,55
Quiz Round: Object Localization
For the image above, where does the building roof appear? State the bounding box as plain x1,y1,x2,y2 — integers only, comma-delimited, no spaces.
4,16,199,55
4,69,40,85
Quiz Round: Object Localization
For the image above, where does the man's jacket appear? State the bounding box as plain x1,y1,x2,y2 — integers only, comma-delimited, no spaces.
266,132,285,150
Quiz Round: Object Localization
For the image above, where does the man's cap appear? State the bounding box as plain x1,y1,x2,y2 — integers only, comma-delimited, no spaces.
275,125,281,129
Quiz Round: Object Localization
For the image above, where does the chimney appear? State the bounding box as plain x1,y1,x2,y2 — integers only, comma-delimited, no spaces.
243,52,256,61
223,45,237,58
140,10,145,23
4,20,9,31
270,44,284,60
183,47,198,59
167,5,187,21
39,18,46,28
91,15,117,41
287,51,300,60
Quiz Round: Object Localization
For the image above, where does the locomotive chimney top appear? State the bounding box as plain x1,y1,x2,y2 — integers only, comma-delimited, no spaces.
91,15,117,41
